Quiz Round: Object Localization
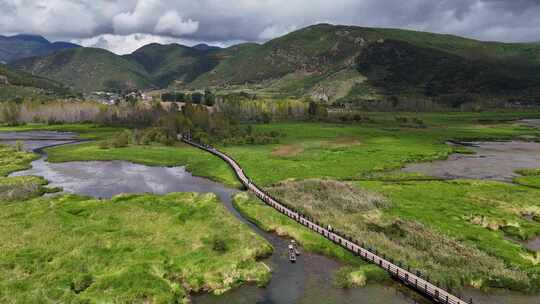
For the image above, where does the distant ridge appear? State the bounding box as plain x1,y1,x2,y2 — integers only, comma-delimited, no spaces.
192,43,221,51
0,34,80,63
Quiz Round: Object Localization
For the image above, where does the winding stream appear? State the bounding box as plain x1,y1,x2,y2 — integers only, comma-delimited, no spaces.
1,132,418,304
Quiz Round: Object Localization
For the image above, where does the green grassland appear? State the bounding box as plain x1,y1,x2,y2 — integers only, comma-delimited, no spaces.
9,112,538,189
0,145,39,176
0,145,49,201
514,169,540,189
224,113,540,292
0,192,272,303
360,180,540,291
0,144,271,303
239,177,540,292
222,112,540,186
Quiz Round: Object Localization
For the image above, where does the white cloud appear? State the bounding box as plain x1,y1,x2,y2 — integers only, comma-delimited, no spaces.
155,11,199,36
71,33,235,55
258,25,297,40
112,0,164,35
2,0,540,54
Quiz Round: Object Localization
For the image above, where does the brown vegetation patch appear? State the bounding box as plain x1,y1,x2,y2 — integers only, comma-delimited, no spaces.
271,144,304,157
269,179,388,215
320,137,361,148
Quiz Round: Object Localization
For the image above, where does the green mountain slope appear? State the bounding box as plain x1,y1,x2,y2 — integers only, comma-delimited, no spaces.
355,39,540,106
125,43,220,87
190,24,540,106
13,48,153,92
0,64,74,101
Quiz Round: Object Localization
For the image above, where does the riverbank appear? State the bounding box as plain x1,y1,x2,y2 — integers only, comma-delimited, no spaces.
0,144,273,303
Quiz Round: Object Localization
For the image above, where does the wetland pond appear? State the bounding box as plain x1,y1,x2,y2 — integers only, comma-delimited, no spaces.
403,140,540,182
403,119,540,182
1,132,418,304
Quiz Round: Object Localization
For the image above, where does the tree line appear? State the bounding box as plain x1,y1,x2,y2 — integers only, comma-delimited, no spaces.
161,90,215,106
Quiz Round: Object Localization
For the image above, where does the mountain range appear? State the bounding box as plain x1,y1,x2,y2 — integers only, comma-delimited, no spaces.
0,34,79,63
5,24,540,107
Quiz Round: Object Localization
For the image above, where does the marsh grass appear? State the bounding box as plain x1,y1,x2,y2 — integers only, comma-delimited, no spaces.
0,176,47,202
0,192,272,303
514,169,540,188
361,180,540,292
0,145,47,202
233,192,362,266
270,179,389,214
0,145,39,177
257,179,540,292
3,113,540,294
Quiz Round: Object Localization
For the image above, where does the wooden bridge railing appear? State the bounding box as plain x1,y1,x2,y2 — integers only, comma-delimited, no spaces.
181,135,473,304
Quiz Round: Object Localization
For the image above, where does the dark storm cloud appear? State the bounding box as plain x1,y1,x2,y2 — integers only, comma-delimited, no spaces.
1,0,539,54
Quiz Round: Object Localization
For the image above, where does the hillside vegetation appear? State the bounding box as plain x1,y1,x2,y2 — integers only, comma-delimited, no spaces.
12,48,154,93
191,24,540,107
0,64,74,101
125,43,219,88
9,24,540,108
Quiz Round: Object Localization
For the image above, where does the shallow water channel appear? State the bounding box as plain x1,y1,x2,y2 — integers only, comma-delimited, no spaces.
403,119,540,182
403,141,540,182
1,132,420,304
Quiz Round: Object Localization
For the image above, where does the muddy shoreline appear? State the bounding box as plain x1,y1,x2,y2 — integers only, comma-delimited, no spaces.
403,140,540,182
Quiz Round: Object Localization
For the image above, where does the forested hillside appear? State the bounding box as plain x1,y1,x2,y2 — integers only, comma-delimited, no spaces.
0,64,74,102
9,24,540,108
13,48,154,93
190,24,540,107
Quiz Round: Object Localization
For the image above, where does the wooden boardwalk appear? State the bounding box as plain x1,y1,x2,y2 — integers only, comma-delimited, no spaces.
182,136,473,304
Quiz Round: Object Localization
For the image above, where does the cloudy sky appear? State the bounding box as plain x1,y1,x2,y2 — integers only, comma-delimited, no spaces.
1,0,540,54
